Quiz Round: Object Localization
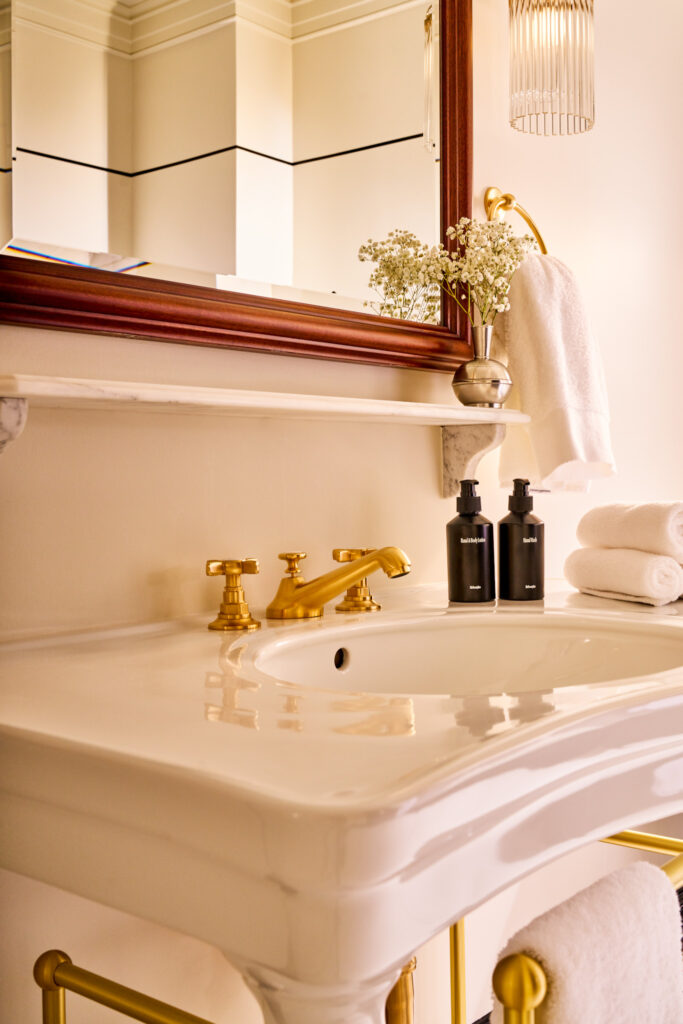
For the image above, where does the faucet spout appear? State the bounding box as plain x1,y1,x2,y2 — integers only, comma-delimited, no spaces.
266,547,411,619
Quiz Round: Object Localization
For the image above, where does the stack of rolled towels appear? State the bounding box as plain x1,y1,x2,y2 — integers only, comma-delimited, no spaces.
565,502,683,606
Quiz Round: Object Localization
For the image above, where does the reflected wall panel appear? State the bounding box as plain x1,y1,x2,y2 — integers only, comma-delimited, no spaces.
133,152,237,275
293,140,438,302
132,24,237,170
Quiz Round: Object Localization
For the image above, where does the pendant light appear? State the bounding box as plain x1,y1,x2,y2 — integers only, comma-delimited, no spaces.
509,0,594,135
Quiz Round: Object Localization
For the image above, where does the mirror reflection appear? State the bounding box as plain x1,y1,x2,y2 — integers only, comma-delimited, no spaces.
2,0,441,321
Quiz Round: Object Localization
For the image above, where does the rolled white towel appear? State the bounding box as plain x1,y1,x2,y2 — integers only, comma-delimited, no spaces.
490,861,683,1024
577,502,683,562
565,547,683,606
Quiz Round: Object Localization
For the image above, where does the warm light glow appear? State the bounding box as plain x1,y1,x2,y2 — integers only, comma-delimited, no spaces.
509,0,594,135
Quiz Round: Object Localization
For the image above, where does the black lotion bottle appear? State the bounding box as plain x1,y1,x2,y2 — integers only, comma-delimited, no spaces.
498,478,544,600
447,479,495,603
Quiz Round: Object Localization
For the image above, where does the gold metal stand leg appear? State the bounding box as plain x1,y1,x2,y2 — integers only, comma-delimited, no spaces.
34,951,70,1024
41,989,66,1024
450,919,466,1024
385,958,416,1024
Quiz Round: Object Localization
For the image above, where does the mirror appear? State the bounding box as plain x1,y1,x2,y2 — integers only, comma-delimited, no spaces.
0,1,472,369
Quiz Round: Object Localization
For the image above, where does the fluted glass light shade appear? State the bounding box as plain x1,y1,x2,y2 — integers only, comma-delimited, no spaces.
509,0,594,135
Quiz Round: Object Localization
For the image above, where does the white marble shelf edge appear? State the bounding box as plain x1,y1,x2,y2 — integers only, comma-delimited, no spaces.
0,375,529,496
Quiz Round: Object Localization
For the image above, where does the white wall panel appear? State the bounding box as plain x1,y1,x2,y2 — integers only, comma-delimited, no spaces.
133,24,236,169
13,22,131,167
235,149,292,283
293,5,423,160
12,151,131,253
235,20,292,160
133,152,237,273
293,138,437,301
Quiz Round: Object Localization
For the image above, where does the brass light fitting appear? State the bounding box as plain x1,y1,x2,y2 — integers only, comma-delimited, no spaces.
333,548,382,612
206,558,260,631
266,547,410,619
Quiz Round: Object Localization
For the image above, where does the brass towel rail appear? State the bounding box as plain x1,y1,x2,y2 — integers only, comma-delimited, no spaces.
33,950,214,1024
484,186,548,255
492,830,683,1024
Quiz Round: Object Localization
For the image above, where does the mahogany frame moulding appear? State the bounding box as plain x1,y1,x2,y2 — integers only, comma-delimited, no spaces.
0,2,473,371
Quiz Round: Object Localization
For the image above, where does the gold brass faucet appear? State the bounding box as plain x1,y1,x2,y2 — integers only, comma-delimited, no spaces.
333,548,382,612
266,548,411,619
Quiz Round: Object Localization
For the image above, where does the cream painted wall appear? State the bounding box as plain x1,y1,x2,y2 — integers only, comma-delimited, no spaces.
1,0,683,1021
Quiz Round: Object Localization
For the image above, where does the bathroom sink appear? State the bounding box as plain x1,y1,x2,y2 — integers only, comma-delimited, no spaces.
2,592,683,1024
233,610,683,696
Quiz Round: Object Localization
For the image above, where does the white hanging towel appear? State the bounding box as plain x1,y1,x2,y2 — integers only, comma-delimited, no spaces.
490,861,683,1024
494,254,616,492
577,501,683,562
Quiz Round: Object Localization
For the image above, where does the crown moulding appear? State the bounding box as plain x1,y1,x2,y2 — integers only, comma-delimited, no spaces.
14,0,418,53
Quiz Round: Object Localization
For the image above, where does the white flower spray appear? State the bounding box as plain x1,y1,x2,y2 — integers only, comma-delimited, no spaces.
442,218,537,326
358,220,537,326
358,230,450,324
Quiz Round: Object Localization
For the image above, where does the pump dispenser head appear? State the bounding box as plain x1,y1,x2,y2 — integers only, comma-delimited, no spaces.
457,479,482,514
509,478,534,513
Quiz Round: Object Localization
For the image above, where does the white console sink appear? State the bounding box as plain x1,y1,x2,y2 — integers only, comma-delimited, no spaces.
1,590,682,1024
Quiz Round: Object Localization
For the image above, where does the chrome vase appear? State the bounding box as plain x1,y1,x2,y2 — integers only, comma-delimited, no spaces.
452,324,512,408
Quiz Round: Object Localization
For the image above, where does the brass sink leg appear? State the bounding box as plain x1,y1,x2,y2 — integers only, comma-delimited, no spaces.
385,957,416,1024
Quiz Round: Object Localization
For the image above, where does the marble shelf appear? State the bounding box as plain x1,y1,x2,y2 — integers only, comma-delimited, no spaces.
0,374,529,495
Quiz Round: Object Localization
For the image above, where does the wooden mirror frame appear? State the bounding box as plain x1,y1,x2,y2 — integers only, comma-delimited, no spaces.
0,1,472,371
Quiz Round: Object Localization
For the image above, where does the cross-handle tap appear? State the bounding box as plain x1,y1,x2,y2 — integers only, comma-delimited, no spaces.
206,558,261,631
266,547,410,619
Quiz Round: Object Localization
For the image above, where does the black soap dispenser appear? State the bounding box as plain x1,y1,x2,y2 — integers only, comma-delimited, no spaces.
498,478,544,600
447,479,495,603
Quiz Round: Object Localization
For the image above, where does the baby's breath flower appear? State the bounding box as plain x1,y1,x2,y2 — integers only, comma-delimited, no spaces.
440,218,537,326
358,221,536,326
358,230,450,324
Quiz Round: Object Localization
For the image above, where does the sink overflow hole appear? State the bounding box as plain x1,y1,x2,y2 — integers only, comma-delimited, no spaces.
334,647,350,671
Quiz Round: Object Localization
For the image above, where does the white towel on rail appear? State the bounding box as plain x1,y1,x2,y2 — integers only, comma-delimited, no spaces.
490,861,683,1024
564,546,683,605
577,501,683,562
493,254,616,492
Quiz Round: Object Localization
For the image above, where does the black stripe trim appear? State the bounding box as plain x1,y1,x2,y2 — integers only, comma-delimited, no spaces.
293,133,423,165
16,134,425,177
17,147,133,177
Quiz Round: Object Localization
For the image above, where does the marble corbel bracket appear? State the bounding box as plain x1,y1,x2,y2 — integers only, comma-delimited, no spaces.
0,397,28,454
441,423,506,498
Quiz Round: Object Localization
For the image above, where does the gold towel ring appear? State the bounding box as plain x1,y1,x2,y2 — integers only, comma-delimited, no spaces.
484,186,548,255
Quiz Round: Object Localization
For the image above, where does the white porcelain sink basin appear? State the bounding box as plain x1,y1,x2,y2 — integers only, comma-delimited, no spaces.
235,610,683,696
2,592,683,1024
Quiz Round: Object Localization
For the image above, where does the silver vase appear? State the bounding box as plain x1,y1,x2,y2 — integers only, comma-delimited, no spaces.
451,325,512,408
